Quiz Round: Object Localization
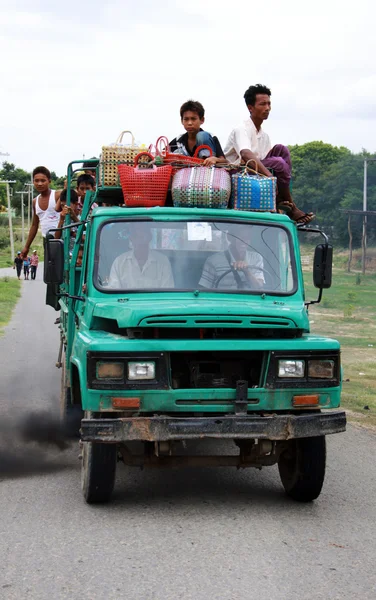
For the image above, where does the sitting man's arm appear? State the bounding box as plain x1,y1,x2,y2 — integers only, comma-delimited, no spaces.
232,252,265,289
198,256,217,289
230,125,272,177
202,136,228,167
159,255,174,288
107,257,123,288
240,149,272,177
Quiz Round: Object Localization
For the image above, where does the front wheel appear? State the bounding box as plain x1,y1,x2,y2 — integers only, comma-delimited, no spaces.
81,413,117,504
60,349,82,439
278,436,326,502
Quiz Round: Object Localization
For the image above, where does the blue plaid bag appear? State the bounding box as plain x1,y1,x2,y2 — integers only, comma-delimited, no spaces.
231,171,277,211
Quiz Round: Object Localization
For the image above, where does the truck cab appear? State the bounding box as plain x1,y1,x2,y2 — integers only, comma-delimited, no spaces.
45,163,346,504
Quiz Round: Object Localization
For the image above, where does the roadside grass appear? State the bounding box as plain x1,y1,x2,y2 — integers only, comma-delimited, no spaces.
303,267,376,428
0,229,43,268
0,277,21,335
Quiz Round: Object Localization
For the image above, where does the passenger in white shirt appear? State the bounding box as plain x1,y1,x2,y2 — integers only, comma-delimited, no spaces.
225,84,314,225
108,224,174,289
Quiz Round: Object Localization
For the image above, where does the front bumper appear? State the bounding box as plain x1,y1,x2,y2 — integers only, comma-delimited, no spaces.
81,410,346,443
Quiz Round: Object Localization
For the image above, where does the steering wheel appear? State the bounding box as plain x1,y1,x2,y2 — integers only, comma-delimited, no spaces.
214,265,273,289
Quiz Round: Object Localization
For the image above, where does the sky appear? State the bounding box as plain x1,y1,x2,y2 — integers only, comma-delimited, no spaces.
0,0,375,175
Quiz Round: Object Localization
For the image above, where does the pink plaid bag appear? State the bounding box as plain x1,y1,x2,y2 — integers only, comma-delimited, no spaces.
171,166,231,209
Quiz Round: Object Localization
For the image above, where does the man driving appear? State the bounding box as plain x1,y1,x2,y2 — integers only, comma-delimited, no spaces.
198,224,264,290
107,223,174,289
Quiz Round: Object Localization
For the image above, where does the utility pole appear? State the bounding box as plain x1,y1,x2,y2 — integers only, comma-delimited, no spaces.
362,157,376,274
25,182,33,229
16,191,27,245
0,180,16,262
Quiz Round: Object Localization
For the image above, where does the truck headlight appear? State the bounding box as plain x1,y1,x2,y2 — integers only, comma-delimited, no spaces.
278,359,305,378
308,359,335,379
96,361,124,380
128,361,155,380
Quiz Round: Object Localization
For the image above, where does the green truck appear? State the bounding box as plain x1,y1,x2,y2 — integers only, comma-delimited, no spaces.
45,160,346,504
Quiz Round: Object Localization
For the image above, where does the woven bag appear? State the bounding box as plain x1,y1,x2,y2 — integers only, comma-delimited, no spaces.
118,152,172,207
230,161,277,211
100,130,146,187
172,166,231,209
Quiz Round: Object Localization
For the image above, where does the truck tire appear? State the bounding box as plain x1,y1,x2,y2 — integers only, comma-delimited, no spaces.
81,413,117,504
278,436,326,502
60,350,83,438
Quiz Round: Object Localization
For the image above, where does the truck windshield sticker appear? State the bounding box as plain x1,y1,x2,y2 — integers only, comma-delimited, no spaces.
187,222,212,242
95,220,295,295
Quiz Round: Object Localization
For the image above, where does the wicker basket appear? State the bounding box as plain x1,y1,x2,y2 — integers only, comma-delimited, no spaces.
118,152,172,207
100,131,146,187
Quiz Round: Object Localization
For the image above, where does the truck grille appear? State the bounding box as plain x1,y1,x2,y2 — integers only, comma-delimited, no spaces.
170,351,264,389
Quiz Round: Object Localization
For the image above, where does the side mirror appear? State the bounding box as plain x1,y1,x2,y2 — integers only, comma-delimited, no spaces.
313,244,332,289
44,238,64,284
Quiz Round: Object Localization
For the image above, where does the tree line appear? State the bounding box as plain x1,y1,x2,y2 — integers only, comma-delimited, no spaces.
1,141,375,247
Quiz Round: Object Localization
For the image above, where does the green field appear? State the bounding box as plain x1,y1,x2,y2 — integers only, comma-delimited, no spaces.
303,266,376,428
0,277,22,335
0,224,43,268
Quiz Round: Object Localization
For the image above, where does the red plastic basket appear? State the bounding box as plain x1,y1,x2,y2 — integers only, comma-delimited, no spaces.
154,136,213,174
118,152,172,207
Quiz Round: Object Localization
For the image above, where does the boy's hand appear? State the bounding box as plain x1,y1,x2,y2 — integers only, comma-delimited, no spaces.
202,156,217,167
60,205,70,219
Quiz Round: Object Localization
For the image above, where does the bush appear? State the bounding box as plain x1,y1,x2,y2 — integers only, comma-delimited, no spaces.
0,230,10,250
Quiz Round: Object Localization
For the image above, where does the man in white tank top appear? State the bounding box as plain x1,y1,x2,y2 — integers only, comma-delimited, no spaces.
21,166,62,258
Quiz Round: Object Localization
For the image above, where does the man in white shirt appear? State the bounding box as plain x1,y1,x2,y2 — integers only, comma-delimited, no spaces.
225,84,314,225
108,224,174,289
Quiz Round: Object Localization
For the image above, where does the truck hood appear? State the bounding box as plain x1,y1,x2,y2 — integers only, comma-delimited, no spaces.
89,295,309,332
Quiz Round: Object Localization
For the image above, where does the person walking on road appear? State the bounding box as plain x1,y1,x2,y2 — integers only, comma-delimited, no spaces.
13,251,23,279
23,255,31,280
30,250,39,280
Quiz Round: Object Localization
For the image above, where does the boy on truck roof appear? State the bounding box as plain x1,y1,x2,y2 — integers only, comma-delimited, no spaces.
169,100,227,167
224,84,314,225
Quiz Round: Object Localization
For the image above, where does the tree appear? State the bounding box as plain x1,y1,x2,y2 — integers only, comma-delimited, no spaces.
289,142,376,245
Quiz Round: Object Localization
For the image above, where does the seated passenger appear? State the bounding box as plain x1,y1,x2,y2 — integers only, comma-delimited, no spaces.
224,84,314,225
107,224,174,289
169,100,227,167
77,173,97,212
199,225,264,290
54,190,81,252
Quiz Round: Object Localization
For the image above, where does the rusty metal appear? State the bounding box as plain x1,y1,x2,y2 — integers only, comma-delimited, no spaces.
118,446,279,469
56,337,63,368
235,380,248,415
81,411,346,443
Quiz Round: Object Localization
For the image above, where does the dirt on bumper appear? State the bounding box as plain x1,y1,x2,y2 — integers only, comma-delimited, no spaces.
81,411,346,443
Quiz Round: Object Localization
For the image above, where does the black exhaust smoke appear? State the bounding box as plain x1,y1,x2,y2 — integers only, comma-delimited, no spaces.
0,410,79,479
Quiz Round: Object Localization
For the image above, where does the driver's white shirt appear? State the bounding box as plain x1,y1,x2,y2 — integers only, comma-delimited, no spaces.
199,248,264,289
108,249,174,289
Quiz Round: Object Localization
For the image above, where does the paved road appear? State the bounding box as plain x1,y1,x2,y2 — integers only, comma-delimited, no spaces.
0,276,375,600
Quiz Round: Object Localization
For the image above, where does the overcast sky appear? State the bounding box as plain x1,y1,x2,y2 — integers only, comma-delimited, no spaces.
0,0,375,175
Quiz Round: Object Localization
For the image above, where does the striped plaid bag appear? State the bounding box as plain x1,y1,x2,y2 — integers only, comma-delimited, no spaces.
230,161,277,211
171,166,231,209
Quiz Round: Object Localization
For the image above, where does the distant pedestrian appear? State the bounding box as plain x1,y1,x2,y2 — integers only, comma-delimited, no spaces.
30,250,39,280
13,251,23,279
23,255,31,280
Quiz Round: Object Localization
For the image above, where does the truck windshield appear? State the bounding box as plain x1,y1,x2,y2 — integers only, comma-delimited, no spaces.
95,220,295,294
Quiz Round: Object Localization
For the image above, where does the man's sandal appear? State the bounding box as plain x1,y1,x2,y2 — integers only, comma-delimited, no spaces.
277,201,315,225
295,213,315,225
